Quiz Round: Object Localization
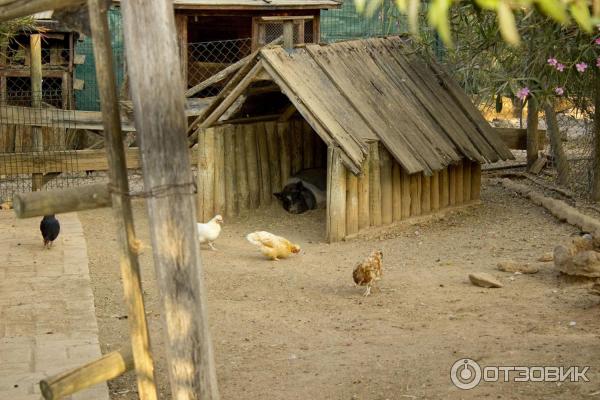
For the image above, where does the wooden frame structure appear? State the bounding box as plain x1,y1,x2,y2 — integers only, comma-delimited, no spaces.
191,36,513,242
2,1,219,400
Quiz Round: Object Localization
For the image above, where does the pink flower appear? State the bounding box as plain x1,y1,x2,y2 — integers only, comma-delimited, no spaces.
576,62,588,72
596,37,600,45
516,87,530,101
556,63,566,72
555,87,564,96
547,57,558,66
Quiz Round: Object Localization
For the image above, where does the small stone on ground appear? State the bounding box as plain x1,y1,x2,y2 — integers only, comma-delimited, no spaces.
469,272,503,288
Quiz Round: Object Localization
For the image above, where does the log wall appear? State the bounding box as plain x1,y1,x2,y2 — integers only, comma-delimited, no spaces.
196,118,326,222
196,119,483,243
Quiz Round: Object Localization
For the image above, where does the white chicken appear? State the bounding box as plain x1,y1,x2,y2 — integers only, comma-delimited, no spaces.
197,215,223,250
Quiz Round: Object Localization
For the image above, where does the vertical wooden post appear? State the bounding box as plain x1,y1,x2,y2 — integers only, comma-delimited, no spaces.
431,170,440,212
421,173,431,214
392,162,402,221
266,121,282,193
400,168,411,218
224,125,237,216
30,34,43,191
368,142,382,226
455,161,464,204
526,96,539,169
278,121,292,185
175,14,188,88
235,125,249,211
303,122,314,169
197,127,215,221
471,161,481,201
463,159,471,202
441,167,449,208
283,21,294,50
257,122,272,205
87,3,158,400
327,146,346,242
410,173,421,216
448,165,456,206
244,124,260,209
379,145,393,225
357,155,370,231
213,127,225,215
291,120,303,174
346,172,359,235
119,1,220,398
544,101,570,186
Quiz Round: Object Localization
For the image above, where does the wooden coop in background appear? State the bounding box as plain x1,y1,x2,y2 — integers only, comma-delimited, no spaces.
194,36,514,242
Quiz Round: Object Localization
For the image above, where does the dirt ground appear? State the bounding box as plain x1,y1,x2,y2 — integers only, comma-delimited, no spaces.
79,177,600,400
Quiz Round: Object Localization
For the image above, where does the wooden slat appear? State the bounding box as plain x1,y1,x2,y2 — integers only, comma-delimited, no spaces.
213,127,226,215
368,142,382,227
357,154,370,230
463,159,471,202
346,172,359,236
277,121,291,185
455,161,464,204
256,122,272,205
265,121,282,193
392,162,402,221
234,124,249,210
471,161,481,200
421,174,431,214
400,167,411,219
197,128,215,222
302,121,314,169
326,146,346,242
290,119,304,175
224,125,237,216
431,170,440,212
494,127,547,150
379,145,393,225
245,123,260,209
410,173,421,216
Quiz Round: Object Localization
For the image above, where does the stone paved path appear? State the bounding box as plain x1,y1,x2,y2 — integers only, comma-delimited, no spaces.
0,211,109,400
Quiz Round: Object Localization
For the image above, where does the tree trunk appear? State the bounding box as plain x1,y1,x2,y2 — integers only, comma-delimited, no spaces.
544,100,570,187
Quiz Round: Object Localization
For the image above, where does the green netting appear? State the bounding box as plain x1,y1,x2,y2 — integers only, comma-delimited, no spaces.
320,0,408,43
74,7,125,111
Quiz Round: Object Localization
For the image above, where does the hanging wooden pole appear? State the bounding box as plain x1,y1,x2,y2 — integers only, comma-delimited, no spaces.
119,1,219,399
87,2,158,399
30,33,43,191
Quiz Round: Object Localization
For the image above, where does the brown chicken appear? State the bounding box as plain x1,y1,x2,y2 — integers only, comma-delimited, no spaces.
352,250,383,296
246,231,301,261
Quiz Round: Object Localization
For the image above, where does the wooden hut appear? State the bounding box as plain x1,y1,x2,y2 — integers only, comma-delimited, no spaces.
194,36,514,242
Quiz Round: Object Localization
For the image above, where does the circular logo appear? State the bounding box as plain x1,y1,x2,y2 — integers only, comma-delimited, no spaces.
450,358,482,390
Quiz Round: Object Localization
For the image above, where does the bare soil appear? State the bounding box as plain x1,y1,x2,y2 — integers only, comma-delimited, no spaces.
79,178,600,400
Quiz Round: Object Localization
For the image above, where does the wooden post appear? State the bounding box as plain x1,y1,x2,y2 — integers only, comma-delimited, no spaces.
463,159,471,202
40,348,133,400
235,125,249,211
265,121,282,193
213,127,226,214
283,20,294,50
224,125,237,216
357,155,370,231
327,146,346,242
526,96,539,169
30,34,43,191
291,120,303,175
421,173,431,214
197,128,215,221
257,122,271,205
175,14,188,88
379,145,393,225
544,101,570,186
448,165,456,206
455,161,464,204
119,0,220,398
401,168,411,218
87,2,159,400
303,122,314,169
410,173,421,216
431,170,440,212
346,172,359,235
392,162,402,221
245,123,260,209
441,167,450,208
368,142,382,226
471,161,481,200
277,122,291,185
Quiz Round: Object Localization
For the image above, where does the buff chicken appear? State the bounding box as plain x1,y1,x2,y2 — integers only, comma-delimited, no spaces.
353,250,383,296
246,231,301,261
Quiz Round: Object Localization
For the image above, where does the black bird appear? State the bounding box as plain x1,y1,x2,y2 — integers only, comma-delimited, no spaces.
40,215,60,249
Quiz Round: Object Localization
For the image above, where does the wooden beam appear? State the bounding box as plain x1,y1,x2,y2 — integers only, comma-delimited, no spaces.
175,14,188,88
13,183,110,218
87,2,159,400
0,0,85,22
278,103,297,122
327,146,346,242
30,33,43,192
259,16,315,21
283,21,294,49
40,348,133,400
120,0,219,398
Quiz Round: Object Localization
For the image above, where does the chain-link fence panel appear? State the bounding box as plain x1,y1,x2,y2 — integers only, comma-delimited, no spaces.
187,38,252,97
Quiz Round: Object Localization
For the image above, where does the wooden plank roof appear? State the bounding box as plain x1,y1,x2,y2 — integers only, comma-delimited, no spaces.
208,37,513,175
113,0,340,10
